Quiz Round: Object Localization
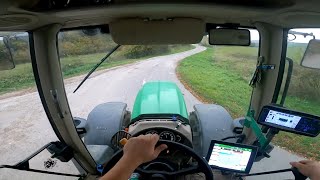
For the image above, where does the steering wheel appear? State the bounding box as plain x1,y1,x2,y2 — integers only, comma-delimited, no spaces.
103,140,214,180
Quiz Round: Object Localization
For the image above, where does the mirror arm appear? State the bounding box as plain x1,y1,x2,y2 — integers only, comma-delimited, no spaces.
0,141,83,177
206,23,242,32
288,31,315,40
0,165,83,177
14,142,53,170
3,141,74,171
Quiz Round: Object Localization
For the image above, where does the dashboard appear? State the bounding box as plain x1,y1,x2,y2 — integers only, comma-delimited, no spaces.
136,128,193,147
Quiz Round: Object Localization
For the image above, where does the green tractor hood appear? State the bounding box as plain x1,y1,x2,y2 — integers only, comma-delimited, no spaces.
131,81,189,123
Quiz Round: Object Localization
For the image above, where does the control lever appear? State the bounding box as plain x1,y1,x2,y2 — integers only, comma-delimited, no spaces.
237,167,307,180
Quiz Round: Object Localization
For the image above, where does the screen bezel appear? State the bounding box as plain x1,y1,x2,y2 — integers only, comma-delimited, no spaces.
205,140,258,174
257,105,320,137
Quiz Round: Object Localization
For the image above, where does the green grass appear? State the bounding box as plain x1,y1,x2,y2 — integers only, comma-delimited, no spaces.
0,63,34,93
0,45,194,94
177,46,320,160
177,47,257,117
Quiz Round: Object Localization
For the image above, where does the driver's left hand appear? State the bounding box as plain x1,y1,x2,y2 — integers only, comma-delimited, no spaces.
123,134,168,167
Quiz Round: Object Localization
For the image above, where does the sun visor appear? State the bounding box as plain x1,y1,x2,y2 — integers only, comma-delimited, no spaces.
110,18,205,45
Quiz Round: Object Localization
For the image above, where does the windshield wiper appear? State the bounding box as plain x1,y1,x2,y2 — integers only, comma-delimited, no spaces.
73,44,121,93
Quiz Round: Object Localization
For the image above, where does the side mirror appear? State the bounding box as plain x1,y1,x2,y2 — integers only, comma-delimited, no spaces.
209,28,251,46
301,39,320,69
0,36,15,70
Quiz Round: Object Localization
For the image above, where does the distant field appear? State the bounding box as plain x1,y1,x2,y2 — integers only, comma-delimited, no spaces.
177,46,320,160
0,45,193,95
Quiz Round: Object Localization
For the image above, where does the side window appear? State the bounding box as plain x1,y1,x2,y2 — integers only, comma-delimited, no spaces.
279,29,320,116
0,32,79,177
274,28,320,160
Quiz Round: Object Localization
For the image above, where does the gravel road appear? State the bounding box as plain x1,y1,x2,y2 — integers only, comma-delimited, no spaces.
0,45,303,180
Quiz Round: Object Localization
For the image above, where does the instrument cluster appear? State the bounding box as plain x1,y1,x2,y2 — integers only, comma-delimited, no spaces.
145,129,182,143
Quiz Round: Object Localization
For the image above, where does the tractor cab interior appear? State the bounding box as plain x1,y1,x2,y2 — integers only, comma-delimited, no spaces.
0,0,320,180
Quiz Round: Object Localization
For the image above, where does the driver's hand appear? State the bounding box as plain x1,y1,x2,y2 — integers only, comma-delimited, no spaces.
290,160,320,180
123,134,168,166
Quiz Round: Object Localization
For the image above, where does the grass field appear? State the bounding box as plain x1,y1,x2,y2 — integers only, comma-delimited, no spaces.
177,46,320,160
0,45,193,95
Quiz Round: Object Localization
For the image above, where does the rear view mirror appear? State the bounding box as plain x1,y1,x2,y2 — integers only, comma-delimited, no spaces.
301,39,320,69
209,29,250,46
0,36,14,70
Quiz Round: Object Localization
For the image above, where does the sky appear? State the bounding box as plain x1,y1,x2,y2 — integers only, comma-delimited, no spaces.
250,28,320,43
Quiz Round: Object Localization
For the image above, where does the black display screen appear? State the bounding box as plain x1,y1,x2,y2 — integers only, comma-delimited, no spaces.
258,105,320,137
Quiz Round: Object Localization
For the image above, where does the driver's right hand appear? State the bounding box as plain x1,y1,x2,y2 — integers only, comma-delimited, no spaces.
123,134,168,167
290,160,320,180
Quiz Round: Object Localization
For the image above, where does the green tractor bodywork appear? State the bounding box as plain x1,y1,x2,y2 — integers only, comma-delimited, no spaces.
131,81,189,123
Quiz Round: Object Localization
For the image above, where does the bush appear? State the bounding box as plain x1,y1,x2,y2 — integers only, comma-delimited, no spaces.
10,38,30,64
286,46,320,102
2,31,179,65
120,45,169,59
59,31,116,57
288,67,320,101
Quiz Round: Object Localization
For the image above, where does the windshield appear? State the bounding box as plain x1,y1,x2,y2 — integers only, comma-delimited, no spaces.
57,29,260,163
58,30,198,117
58,29,260,118
274,28,320,160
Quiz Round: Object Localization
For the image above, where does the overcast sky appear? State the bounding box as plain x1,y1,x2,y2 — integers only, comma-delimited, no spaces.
250,28,320,43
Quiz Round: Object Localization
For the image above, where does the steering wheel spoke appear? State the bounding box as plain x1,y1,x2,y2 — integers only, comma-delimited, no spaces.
174,165,200,176
135,164,199,176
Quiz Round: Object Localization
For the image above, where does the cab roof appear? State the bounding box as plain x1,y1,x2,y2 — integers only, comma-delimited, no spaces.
0,0,320,31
